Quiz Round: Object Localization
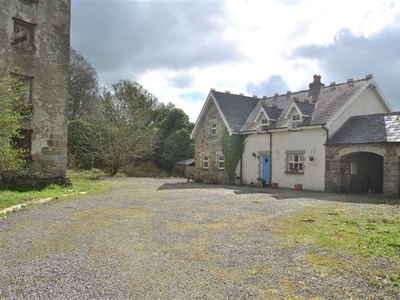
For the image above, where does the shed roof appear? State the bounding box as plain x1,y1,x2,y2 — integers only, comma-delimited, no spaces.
327,112,400,144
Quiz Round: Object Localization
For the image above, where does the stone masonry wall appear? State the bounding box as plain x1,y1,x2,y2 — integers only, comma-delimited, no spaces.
0,0,71,178
325,144,400,197
193,99,229,184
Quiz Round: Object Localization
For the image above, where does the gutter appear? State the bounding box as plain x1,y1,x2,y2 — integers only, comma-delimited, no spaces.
322,124,329,143
267,130,272,184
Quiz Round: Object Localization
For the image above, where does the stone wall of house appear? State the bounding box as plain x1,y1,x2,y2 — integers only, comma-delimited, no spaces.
193,99,229,184
325,144,400,197
0,0,70,178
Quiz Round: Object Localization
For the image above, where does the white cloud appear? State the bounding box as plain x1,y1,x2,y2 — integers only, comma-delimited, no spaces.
71,0,400,122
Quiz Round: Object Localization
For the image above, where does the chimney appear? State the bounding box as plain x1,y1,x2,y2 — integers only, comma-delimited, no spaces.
309,74,325,90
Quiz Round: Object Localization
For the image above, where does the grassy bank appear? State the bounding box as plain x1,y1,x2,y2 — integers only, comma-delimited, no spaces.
0,169,109,211
271,203,400,288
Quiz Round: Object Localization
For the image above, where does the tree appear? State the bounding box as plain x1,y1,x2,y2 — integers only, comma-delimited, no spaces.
159,108,190,138
90,80,157,176
68,48,99,121
67,120,98,169
161,128,194,171
0,74,28,174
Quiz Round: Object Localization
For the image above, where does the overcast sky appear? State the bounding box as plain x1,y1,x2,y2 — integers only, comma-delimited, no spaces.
71,0,400,122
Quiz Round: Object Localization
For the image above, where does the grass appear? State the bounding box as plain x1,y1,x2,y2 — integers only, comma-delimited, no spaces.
0,169,110,212
270,204,400,287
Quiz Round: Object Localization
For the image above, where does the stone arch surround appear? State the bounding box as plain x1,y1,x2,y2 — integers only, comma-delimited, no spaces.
326,143,400,197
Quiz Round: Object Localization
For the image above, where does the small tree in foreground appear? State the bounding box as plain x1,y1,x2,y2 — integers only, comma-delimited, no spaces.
0,74,27,174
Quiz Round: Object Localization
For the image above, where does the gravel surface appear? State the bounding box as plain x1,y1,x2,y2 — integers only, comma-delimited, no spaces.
0,178,399,299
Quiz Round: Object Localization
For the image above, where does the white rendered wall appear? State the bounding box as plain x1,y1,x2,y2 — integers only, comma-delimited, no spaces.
240,134,270,185
329,88,390,136
271,128,327,191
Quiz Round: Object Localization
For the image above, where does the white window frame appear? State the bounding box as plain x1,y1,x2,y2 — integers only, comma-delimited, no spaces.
260,118,268,132
210,123,217,136
286,152,304,173
202,155,209,169
217,153,225,170
291,114,301,129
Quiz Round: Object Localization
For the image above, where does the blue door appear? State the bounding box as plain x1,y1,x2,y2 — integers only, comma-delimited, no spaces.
262,155,270,185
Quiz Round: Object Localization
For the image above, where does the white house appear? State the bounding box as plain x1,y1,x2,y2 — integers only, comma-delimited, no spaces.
191,75,399,196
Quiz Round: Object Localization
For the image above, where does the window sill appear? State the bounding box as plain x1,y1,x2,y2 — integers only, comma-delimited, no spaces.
285,171,304,175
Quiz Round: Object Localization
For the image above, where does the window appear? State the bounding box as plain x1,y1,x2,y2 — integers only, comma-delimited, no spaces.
291,114,301,129
11,129,33,162
11,74,34,116
217,153,225,169
260,118,268,132
210,123,217,136
202,155,209,169
20,0,39,5
287,152,304,173
11,18,36,52
16,75,33,105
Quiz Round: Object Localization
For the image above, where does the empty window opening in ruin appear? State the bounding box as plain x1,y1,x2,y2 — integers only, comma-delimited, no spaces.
19,0,39,6
11,18,36,52
11,129,33,162
12,74,33,104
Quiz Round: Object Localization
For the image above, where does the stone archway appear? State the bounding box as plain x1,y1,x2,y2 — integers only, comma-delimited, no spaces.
326,144,400,197
339,152,383,194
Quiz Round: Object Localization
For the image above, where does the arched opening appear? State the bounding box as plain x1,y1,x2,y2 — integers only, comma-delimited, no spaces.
340,152,383,194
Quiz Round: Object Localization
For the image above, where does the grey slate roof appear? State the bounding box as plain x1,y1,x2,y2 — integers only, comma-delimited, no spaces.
211,91,259,132
240,77,377,132
193,75,390,137
263,105,283,120
295,101,315,116
327,112,400,144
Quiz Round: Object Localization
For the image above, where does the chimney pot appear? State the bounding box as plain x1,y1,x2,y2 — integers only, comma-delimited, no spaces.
262,95,267,99
309,74,325,90
225,90,230,94
211,88,216,91
347,78,354,87
253,95,257,98
239,93,244,96
366,74,373,79
274,93,279,97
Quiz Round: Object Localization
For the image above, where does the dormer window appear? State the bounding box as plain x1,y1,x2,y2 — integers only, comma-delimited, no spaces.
291,114,301,129
260,118,268,132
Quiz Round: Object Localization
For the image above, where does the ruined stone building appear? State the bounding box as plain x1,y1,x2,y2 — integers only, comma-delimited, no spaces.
0,0,71,178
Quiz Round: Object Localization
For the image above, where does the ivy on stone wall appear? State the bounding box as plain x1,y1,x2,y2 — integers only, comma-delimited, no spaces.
221,129,245,183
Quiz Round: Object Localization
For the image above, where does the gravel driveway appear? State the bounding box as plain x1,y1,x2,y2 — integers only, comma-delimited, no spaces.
0,178,398,299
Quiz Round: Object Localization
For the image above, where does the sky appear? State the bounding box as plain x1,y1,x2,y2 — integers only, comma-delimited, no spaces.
71,0,400,122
